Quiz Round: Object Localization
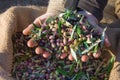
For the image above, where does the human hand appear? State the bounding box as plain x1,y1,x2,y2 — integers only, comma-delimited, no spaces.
22,12,76,60
74,10,111,62
23,13,55,58
23,11,111,62
22,12,73,60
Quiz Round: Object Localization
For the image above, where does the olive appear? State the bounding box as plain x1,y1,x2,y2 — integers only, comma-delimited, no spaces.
35,47,44,54
60,53,67,59
54,24,58,29
81,55,89,62
27,39,38,48
68,54,74,61
63,38,67,45
93,50,101,58
64,46,68,51
43,52,51,58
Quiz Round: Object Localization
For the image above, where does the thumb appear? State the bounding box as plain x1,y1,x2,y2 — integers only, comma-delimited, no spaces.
104,35,111,47
33,13,54,27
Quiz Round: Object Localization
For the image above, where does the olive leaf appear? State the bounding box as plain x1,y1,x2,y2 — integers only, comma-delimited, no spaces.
33,23,40,29
81,39,101,55
93,44,98,53
71,71,86,80
70,48,78,62
69,62,75,75
106,56,115,73
46,17,54,24
58,21,62,35
100,27,107,47
83,42,89,48
76,48,82,56
70,25,77,39
77,25,81,36
56,68,68,76
64,9,72,19
79,15,84,23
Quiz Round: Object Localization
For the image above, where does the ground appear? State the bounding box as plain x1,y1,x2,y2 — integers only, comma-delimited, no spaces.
0,0,48,13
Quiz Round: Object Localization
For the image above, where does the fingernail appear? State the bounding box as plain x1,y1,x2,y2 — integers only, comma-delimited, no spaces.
105,38,111,47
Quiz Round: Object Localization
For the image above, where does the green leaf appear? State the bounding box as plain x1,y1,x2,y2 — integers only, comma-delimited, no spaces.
58,21,62,35
81,39,101,54
70,48,77,62
76,47,82,56
85,21,91,27
106,56,115,73
69,62,75,75
72,71,85,80
93,44,98,53
33,23,40,29
100,27,107,47
70,25,77,39
79,15,84,23
83,42,89,48
56,68,68,76
46,17,54,24
32,29,42,40
64,9,72,19
77,26,81,36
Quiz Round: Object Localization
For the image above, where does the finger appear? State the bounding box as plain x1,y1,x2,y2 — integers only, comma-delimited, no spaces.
23,17,42,35
93,50,101,58
43,51,51,58
104,36,111,47
23,24,34,35
79,11,98,25
27,39,38,48
68,54,74,61
94,25,103,35
34,14,49,26
35,46,44,54
95,26,111,47
33,17,42,27
60,53,68,59
81,55,89,62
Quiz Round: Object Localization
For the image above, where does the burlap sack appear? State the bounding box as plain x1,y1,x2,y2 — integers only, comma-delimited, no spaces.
0,6,47,80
